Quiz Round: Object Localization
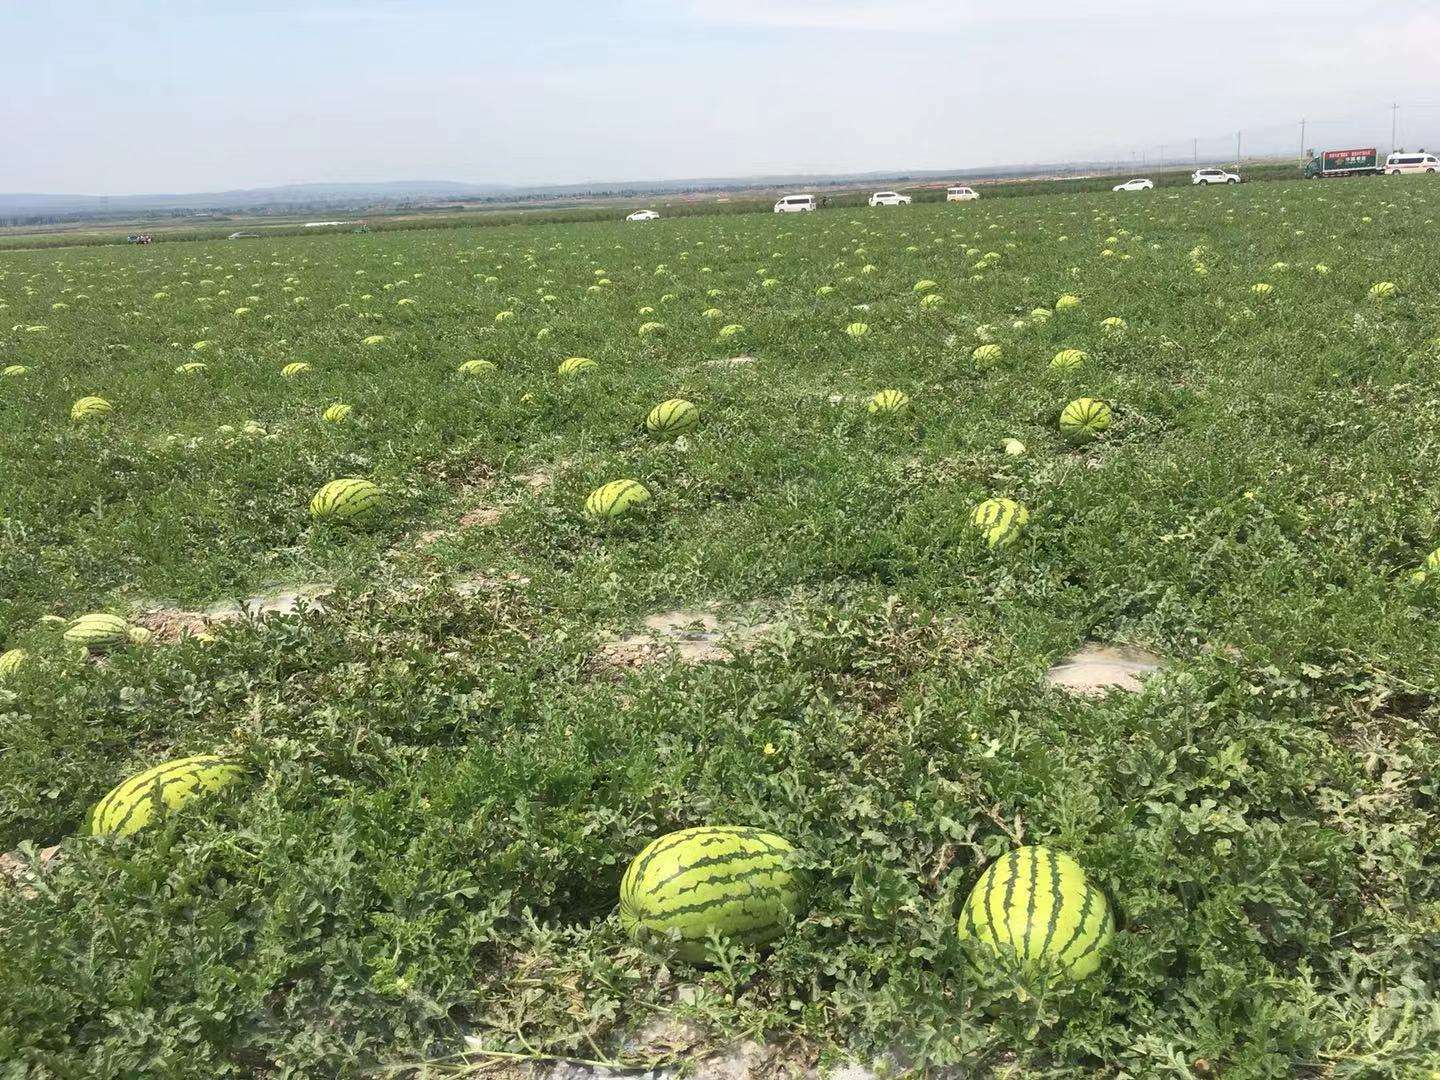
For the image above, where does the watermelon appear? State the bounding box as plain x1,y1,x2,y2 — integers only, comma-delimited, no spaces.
64,613,137,651
90,754,245,838
957,845,1114,983
310,478,384,523
620,826,806,961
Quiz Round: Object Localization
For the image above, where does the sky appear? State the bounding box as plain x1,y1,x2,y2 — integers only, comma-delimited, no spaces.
5,0,1440,195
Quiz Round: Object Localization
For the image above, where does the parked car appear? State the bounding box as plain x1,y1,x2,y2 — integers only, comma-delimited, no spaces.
774,194,816,213
227,231,261,239
625,210,659,221
868,191,912,207
1193,168,1241,185
1384,151,1440,175
1113,178,1154,192
946,185,979,202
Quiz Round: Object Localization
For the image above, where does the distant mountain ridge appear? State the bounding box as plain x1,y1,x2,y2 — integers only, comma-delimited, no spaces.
0,160,1196,221
0,181,518,216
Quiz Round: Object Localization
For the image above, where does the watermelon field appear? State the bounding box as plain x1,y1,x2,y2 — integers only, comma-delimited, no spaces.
1,178,1438,1077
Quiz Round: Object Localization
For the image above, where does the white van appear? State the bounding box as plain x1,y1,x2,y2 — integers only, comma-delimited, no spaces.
774,194,816,213
946,186,979,202
1384,151,1440,175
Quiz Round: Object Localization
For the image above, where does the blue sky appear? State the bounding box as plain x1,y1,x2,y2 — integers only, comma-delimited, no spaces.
5,0,1440,194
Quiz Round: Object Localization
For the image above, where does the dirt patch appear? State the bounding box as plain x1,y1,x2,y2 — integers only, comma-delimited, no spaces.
134,584,334,642
0,844,62,899
452,572,531,598
459,506,504,528
514,468,554,492
594,605,774,668
415,506,506,549
208,584,333,620
1045,644,1164,695
132,607,212,643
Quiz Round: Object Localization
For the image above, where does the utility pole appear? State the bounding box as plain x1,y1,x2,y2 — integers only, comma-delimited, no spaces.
1236,130,1242,169
1299,119,1306,161
1193,138,1198,165
1391,103,1400,153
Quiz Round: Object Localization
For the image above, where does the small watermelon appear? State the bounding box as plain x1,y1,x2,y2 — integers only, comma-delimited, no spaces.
867,389,911,416
0,647,29,679
646,399,699,436
558,357,597,377
71,396,113,423
970,498,1029,549
585,479,650,520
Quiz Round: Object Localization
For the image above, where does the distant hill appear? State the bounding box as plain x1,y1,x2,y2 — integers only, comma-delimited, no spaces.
0,160,1195,223
0,181,519,217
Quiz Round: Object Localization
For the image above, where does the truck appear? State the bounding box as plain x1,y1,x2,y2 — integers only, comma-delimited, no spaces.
1303,148,1382,179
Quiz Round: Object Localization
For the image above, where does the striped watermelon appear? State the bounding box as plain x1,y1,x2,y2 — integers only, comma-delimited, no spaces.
645,398,699,436
1059,397,1112,442
70,396,112,422
457,359,497,377
585,479,650,520
281,362,311,379
64,613,137,651
957,845,1114,982
1050,349,1086,371
558,357,597,377
970,498,1029,549
0,647,29,679
972,343,1003,369
867,389,911,416
310,478,384,523
620,826,806,962
322,403,353,423
90,754,245,838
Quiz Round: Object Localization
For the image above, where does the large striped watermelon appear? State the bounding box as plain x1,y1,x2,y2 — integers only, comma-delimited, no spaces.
620,826,807,962
957,845,1114,982
64,613,145,651
90,754,245,838
310,478,384,523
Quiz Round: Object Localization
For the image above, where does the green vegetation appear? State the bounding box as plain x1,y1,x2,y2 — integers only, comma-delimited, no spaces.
1,175,1438,1077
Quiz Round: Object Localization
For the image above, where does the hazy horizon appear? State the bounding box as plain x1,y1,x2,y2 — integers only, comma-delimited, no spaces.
6,0,1440,196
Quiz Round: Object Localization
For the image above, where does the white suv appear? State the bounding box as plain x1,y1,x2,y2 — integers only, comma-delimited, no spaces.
1192,168,1240,185
774,194,816,213
946,186,979,201
1384,152,1440,175
1113,178,1154,192
869,191,912,206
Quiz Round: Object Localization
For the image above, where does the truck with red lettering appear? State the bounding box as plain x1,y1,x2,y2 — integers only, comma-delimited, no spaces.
1303,148,1382,179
